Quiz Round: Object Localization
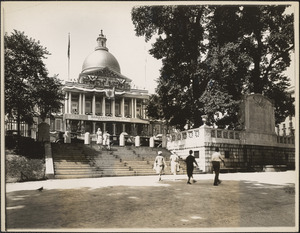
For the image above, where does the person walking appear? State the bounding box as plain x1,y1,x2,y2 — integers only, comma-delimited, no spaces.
153,151,167,181
103,131,111,150
170,151,180,180
96,128,103,150
185,150,198,184
211,147,225,186
106,131,111,150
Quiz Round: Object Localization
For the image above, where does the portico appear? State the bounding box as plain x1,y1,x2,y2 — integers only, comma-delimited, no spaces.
57,31,150,138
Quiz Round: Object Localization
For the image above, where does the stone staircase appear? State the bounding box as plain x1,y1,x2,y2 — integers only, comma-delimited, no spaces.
51,143,202,179
52,143,102,179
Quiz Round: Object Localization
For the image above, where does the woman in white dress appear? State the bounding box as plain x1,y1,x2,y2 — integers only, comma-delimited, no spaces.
170,151,180,180
106,132,111,150
96,128,103,149
102,131,111,150
153,151,167,181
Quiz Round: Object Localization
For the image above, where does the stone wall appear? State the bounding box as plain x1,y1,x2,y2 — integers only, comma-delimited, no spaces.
167,125,295,173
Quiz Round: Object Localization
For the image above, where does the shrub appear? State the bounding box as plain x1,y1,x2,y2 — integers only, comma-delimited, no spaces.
5,136,45,159
6,150,46,182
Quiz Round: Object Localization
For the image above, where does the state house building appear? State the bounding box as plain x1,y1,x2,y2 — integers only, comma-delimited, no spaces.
52,31,158,139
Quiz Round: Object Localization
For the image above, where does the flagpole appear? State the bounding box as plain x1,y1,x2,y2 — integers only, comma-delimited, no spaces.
68,33,70,81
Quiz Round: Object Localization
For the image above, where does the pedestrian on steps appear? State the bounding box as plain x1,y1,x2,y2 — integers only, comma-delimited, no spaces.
103,131,111,150
185,150,198,184
96,128,103,150
153,151,167,181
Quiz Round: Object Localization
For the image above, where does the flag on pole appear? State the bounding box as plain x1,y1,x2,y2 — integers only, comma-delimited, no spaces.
67,33,70,58
67,33,70,81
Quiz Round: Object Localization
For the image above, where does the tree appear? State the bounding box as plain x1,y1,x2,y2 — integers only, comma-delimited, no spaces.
4,30,63,135
132,5,211,129
146,94,163,120
32,74,64,121
132,5,294,129
206,5,295,125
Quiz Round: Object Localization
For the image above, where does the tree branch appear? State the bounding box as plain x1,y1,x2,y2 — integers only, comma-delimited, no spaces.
263,45,294,82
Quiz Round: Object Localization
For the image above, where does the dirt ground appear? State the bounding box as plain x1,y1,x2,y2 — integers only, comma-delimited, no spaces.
4,172,296,231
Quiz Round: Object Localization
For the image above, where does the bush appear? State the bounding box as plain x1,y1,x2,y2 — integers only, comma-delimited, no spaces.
5,135,17,149
6,150,46,183
5,136,45,159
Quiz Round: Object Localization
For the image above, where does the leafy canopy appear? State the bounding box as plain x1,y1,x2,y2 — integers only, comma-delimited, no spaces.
5,30,64,134
132,5,294,129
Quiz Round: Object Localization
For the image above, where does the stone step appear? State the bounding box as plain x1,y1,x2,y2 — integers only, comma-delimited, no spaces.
54,154,85,158
101,169,132,172
53,158,90,164
51,143,174,179
54,163,91,168
54,174,104,179
55,170,96,175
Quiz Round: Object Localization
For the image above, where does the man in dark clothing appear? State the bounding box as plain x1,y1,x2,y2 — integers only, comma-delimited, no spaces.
185,150,198,184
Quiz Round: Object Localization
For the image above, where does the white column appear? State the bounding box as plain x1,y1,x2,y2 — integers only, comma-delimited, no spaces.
68,92,72,114
134,98,137,118
82,93,86,114
103,122,106,132
79,94,82,115
112,99,115,117
122,123,126,132
131,98,134,118
92,94,96,116
64,92,68,114
140,100,143,118
102,96,106,116
121,98,125,117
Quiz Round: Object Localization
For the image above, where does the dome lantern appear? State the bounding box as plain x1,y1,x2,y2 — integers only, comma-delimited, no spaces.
96,30,108,51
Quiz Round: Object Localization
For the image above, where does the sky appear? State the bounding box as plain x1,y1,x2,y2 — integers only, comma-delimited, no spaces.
2,1,298,93
2,1,163,93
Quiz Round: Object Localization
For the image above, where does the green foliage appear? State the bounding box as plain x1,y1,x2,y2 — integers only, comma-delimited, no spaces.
32,75,64,121
5,30,64,133
5,136,45,159
132,5,210,129
6,150,45,183
146,94,163,120
132,5,295,129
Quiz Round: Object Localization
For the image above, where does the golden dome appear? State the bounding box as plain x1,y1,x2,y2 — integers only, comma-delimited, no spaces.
82,31,121,74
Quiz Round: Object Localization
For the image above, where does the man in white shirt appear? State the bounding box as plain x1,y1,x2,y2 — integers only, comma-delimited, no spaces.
169,151,180,180
154,151,167,181
211,147,225,186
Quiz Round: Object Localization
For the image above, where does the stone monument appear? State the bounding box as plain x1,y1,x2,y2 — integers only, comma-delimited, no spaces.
38,122,50,142
238,94,277,145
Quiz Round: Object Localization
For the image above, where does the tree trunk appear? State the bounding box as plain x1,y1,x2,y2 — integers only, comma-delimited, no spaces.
17,111,21,137
16,110,21,152
252,29,263,94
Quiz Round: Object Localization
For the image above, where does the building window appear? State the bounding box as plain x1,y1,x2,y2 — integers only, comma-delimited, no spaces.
225,151,230,159
136,108,141,118
85,101,91,114
55,119,62,131
115,103,120,116
72,102,78,114
105,102,111,114
124,104,130,116
96,103,101,115
194,151,199,158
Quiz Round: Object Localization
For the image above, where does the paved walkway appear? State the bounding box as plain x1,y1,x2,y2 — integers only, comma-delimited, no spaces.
4,171,298,232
